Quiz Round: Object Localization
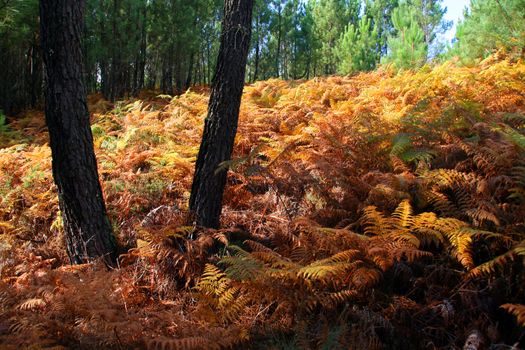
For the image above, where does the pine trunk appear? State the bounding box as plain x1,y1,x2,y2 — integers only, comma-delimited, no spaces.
40,0,117,265
189,0,253,228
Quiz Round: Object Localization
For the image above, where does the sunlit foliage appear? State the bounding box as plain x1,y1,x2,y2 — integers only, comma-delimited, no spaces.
0,56,524,348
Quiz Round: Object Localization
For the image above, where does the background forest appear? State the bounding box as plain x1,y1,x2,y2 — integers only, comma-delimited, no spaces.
1,0,525,349
2,0,525,114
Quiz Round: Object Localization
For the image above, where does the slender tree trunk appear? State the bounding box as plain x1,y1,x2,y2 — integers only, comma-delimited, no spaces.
137,2,147,93
185,52,194,90
99,16,110,99
29,35,40,108
200,49,206,85
275,1,282,78
206,39,211,84
253,12,260,82
40,0,117,265
161,45,174,95
175,45,184,93
189,0,253,228
110,0,118,101
306,49,311,79
101,60,109,98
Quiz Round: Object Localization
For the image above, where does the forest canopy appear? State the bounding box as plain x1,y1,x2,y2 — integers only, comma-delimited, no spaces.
1,0,524,115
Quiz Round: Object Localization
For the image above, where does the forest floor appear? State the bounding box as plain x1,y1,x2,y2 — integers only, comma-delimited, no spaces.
1,56,525,349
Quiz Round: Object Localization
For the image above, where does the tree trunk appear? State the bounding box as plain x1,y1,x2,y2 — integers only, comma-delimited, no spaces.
161,46,174,95
185,52,194,90
189,0,253,228
275,1,282,78
137,2,147,93
253,11,260,82
40,0,117,265
206,38,212,84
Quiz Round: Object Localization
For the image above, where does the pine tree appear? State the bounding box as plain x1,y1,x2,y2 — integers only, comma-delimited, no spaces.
0,0,40,114
40,0,117,265
335,16,379,74
411,0,452,58
451,0,525,62
312,0,360,75
249,0,271,81
364,0,399,60
382,2,427,70
189,0,254,228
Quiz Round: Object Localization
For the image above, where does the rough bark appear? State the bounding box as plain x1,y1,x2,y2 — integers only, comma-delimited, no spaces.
40,0,117,265
189,0,254,228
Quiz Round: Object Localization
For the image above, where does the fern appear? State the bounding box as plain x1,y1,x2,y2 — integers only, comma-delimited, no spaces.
221,247,264,281
500,304,525,327
435,218,475,269
467,251,514,278
391,199,414,228
2,57,525,349
299,261,358,281
17,298,46,311
147,337,218,350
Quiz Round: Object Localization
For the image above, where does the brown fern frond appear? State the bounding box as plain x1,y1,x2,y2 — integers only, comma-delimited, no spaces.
350,267,382,289
323,290,359,308
147,337,218,350
17,298,46,311
467,251,515,278
500,304,525,327
513,240,525,256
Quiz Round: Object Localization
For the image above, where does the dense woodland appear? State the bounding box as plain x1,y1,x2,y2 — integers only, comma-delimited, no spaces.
1,0,525,349
2,0,525,113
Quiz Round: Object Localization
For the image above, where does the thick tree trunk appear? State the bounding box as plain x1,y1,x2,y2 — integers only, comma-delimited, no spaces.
40,0,117,265
189,0,253,228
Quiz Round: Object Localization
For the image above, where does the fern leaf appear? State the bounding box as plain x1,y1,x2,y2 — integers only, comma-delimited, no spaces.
391,200,414,229
500,304,525,327
361,206,391,236
17,298,46,311
514,241,525,256
147,337,217,350
390,133,412,157
323,290,358,308
467,251,515,278
299,262,352,281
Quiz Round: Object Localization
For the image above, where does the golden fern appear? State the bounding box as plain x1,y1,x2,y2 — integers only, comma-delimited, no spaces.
299,261,360,282
391,199,415,228
433,218,475,269
195,264,249,325
361,200,483,269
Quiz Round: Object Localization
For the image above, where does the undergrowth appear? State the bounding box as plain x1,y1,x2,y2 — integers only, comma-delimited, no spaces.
0,56,524,349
